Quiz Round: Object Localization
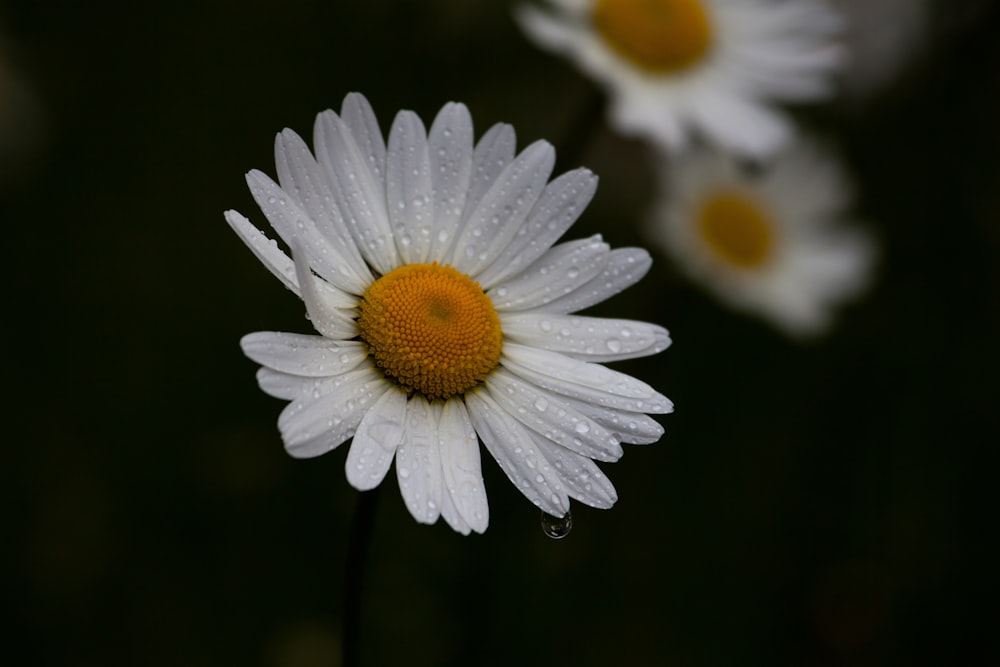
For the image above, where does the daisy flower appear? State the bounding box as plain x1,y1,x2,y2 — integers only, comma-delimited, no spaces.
226,93,672,534
516,0,845,157
644,138,876,337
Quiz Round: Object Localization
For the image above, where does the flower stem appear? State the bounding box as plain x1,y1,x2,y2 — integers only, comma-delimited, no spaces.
342,486,380,667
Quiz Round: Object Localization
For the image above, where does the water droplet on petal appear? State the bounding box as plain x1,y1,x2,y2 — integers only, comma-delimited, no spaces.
606,338,622,353
540,509,573,539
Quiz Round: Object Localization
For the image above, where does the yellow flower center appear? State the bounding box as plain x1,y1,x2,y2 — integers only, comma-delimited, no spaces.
357,263,502,400
593,0,714,74
696,190,776,269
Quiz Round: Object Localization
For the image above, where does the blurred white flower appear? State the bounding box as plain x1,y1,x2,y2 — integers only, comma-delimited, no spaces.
516,0,845,157
645,138,876,337
227,93,672,534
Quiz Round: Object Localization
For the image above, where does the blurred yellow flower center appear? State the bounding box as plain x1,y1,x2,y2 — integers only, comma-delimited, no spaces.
593,0,713,73
358,263,502,400
697,190,775,268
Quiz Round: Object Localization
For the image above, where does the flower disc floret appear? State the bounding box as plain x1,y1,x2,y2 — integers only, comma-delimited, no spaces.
358,262,502,400
593,0,714,73
696,190,774,268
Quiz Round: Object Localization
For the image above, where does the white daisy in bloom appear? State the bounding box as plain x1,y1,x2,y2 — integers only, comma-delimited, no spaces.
645,138,876,337
226,93,672,535
516,0,844,157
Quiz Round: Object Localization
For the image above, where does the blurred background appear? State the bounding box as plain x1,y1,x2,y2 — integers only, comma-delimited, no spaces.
3,0,999,665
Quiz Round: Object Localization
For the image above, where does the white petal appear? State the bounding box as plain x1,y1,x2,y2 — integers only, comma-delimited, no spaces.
345,386,407,491
227,208,357,310
540,247,652,314
450,140,556,276
225,210,300,296
395,396,443,525
340,92,387,189
290,242,358,340
487,235,608,311
502,343,673,414
465,390,570,517
437,481,472,535
501,313,670,362
273,130,371,292
485,368,623,462
525,430,618,509
255,368,323,400
427,102,474,261
277,367,388,458
476,167,598,289
690,93,791,158
386,110,434,264
241,332,367,377
458,123,516,234
245,170,364,294
557,394,665,445
438,399,489,533
314,110,399,275
515,5,582,52
313,279,360,309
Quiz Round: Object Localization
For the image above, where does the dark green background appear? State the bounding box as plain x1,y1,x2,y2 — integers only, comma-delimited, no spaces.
4,1,998,665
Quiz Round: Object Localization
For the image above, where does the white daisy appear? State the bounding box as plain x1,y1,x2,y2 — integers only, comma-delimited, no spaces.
516,0,845,157
226,93,672,535
645,138,876,337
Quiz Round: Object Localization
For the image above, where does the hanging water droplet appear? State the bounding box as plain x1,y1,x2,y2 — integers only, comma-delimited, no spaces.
540,509,572,539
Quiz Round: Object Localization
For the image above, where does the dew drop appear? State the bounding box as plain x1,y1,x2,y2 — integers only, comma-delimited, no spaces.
540,509,573,539
533,397,549,412
606,338,622,353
